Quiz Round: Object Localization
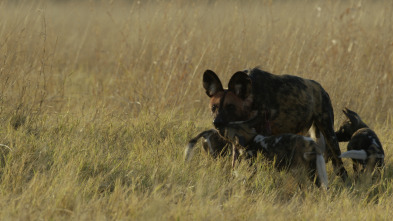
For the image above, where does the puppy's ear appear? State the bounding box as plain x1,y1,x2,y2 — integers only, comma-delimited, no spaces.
228,71,252,100
343,107,359,124
344,108,360,117
203,70,223,97
342,108,349,118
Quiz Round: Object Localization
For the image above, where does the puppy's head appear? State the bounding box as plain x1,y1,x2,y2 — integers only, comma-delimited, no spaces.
223,114,262,147
336,108,368,141
203,70,254,135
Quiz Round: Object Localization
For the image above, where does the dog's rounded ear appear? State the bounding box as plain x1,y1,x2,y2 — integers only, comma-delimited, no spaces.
203,70,223,97
228,71,252,100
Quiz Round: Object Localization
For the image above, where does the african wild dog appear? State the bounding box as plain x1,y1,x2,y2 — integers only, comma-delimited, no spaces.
184,129,230,161
224,116,328,189
203,68,347,181
336,108,384,174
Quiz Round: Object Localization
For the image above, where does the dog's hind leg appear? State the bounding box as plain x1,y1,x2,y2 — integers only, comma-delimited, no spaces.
303,152,319,187
314,93,348,182
317,121,348,181
309,124,326,153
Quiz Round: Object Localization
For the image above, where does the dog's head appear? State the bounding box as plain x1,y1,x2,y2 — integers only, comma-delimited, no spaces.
336,108,368,141
203,70,254,135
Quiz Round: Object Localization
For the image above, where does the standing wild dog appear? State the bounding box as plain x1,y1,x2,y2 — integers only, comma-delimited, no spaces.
184,129,230,161
203,68,348,181
336,108,384,174
224,116,328,189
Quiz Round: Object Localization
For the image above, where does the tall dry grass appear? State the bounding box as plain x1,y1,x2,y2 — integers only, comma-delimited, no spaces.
0,0,393,220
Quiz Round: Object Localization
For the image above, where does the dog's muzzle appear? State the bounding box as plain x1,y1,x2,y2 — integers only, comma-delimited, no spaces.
213,118,226,130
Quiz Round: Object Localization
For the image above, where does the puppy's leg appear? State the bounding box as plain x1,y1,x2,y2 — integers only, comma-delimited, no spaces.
365,156,377,175
307,159,320,187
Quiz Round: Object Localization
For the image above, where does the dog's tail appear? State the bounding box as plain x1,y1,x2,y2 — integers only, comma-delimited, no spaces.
316,153,328,189
304,152,328,189
339,150,367,160
184,129,215,162
184,142,196,162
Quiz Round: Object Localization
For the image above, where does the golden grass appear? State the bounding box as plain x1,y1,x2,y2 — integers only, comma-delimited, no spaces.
0,0,393,220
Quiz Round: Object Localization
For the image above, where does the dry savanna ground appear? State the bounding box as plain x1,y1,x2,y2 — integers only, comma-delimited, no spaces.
1,0,393,220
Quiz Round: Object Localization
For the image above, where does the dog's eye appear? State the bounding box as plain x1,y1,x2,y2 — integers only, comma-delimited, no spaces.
211,105,218,112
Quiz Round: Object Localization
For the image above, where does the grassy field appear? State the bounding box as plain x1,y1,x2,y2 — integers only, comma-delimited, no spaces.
0,0,393,220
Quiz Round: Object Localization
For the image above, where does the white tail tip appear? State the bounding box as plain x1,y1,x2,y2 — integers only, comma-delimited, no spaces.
316,154,328,189
339,150,367,160
184,143,195,161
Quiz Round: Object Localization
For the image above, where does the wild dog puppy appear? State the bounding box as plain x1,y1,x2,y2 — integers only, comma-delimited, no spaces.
224,117,328,189
336,108,384,174
203,68,347,181
184,129,230,161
